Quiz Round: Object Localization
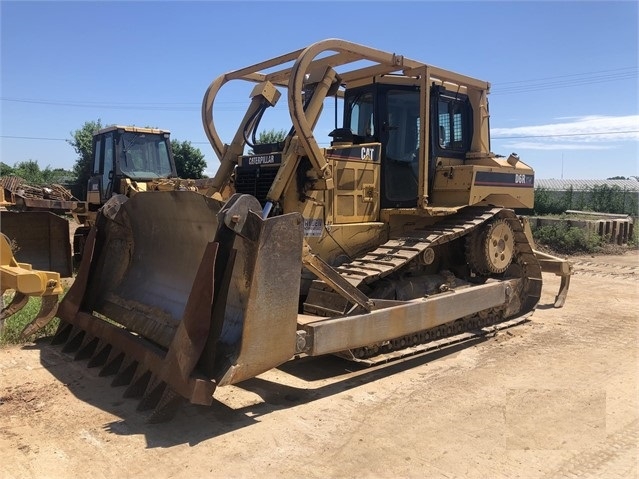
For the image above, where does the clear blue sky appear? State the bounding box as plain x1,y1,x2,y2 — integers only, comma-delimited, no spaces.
1,1,637,180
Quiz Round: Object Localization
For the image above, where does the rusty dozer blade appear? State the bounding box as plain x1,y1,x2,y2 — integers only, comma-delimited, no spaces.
55,192,303,419
0,233,63,335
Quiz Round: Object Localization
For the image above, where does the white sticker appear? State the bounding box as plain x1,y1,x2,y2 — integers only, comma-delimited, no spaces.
303,218,323,237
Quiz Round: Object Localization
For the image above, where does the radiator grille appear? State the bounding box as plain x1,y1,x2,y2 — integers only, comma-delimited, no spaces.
234,166,279,204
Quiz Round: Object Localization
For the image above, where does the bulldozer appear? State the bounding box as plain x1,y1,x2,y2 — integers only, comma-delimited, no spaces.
46,39,571,421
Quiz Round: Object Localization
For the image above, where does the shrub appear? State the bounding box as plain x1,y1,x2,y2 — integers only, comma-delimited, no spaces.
532,223,603,255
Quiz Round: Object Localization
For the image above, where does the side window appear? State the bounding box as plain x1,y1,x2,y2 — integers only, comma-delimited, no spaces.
436,94,472,153
100,133,114,200
348,92,375,137
158,141,170,175
438,101,450,147
103,133,114,178
93,138,102,174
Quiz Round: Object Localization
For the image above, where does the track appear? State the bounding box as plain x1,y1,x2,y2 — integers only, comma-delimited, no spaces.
305,207,543,363
330,207,504,287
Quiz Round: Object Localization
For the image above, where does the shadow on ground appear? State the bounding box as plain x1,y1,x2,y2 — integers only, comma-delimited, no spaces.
33,333,491,448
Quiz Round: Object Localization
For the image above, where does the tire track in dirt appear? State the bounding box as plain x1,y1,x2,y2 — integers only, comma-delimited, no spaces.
571,259,639,281
544,419,638,479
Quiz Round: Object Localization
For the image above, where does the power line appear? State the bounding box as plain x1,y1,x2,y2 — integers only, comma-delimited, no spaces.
493,67,637,86
1,135,68,141
0,97,336,112
2,66,636,108
3,130,637,143
492,70,637,95
492,130,639,139
0,134,212,145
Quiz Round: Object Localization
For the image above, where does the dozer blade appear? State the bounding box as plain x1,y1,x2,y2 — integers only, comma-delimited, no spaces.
54,192,303,420
0,211,72,277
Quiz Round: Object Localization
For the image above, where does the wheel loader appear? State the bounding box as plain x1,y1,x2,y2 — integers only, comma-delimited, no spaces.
72,125,209,264
46,39,571,421
0,126,212,336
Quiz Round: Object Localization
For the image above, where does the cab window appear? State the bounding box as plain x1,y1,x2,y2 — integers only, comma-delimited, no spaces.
434,89,472,156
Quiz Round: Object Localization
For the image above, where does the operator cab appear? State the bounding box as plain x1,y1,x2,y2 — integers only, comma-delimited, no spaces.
87,126,177,205
343,83,474,209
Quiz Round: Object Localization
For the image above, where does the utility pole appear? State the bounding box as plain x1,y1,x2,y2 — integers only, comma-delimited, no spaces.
561,153,564,179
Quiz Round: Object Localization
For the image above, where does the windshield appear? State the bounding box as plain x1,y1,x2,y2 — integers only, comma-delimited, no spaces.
119,132,174,179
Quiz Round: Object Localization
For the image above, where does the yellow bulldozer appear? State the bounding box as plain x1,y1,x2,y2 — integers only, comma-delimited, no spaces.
42,39,570,421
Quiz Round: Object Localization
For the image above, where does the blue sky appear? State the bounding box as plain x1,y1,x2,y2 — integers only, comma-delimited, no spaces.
1,1,637,180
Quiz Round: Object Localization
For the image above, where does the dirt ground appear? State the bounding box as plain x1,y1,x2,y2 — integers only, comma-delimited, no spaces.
1,252,637,479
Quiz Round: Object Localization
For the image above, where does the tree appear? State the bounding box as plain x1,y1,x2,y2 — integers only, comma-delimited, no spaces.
248,128,288,154
607,176,629,180
0,162,15,176
256,128,287,145
68,119,102,199
12,160,47,184
171,139,207,179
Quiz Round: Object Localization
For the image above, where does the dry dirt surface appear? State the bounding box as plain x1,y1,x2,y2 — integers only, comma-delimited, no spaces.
1,253,638,479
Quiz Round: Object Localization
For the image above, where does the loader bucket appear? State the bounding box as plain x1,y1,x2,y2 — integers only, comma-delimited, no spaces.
0,211,72,278
54,192,303,421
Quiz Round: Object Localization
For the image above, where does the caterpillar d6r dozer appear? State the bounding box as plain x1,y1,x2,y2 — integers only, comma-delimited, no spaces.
50,39,571,421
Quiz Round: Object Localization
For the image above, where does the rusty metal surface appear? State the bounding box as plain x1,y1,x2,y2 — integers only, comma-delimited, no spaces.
214,198,304,386
20,295,60,338
54,216,219,414
82,192,221,348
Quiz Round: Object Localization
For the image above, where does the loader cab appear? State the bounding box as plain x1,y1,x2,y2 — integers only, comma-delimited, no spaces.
344,83,473,209
86,126,177,207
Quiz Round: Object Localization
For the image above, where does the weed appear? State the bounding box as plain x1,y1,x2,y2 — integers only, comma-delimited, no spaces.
1,292,60,346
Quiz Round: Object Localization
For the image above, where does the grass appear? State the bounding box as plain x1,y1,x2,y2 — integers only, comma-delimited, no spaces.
1,293,61,346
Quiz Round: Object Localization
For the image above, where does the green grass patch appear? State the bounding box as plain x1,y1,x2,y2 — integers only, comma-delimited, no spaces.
1,293,61,346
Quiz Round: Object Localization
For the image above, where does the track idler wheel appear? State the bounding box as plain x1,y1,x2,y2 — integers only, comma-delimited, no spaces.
467,219,515,275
